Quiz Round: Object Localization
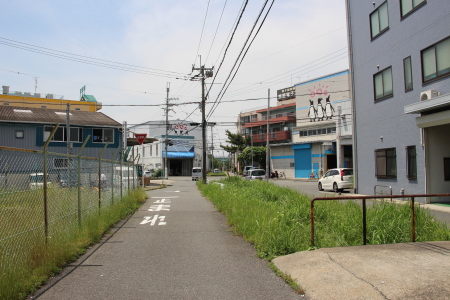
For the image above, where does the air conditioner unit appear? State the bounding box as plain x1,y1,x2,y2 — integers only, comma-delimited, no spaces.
420,90,440,101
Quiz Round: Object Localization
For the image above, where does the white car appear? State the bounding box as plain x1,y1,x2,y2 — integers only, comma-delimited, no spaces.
244,169,266,180
192,167,202,181
318,168,353,192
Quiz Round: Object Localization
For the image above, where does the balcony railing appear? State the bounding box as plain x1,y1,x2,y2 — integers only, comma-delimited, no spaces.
252,130,291,143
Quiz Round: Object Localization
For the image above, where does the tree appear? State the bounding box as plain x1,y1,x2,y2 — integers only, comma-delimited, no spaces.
220,130,250,172
220,130,250,153
238,146,266,169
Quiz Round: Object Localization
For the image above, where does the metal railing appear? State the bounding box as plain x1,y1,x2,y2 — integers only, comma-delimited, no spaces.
310,194,450,247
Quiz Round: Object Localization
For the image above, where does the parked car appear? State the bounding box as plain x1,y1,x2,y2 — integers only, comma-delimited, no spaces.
192,167,202,181
318,168,353,192
30,173,51,190
213,169,220,173
243,166,256,176
244,169,266,180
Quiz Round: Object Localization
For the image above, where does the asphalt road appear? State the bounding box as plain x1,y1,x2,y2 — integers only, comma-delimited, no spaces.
31,177,303,300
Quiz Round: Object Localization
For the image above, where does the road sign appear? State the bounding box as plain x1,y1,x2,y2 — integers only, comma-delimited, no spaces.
135,133,147,145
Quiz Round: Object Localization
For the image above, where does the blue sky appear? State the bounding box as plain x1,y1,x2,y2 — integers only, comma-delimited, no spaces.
0,0,349,153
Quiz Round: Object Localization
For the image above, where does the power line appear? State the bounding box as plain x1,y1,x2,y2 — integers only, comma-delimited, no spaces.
0,37,187,79
193,0,212,66
207,0,275,120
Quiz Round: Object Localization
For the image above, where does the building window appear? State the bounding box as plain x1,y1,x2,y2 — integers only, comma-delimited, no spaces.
150,145,153,156
374,66,393,101
370,1,389,40
15,130,24,139
44,126,83,142
54,158,69,169
400,0,426,18
326,127,336,134
421,36,450,84
444,158,450,181
92,128,114,143
375,148,397,179
251,114,257,121
406,146,417,180
403,56,413,91
241,116,250,123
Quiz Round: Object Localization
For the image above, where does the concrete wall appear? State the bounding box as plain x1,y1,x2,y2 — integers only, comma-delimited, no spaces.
270,145,294,177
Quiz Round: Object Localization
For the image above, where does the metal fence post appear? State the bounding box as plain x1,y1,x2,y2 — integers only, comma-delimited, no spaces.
411,196,416,242
120,152,123,201
111,147,120,204
77,135,90,228
43,124,59,244
362,198,367,245
98,143,109,213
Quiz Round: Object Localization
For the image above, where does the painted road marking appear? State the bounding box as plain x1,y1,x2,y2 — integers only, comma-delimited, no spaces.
164,191,180,193
149,204,170,211
154,199,171,203
140,215,166,226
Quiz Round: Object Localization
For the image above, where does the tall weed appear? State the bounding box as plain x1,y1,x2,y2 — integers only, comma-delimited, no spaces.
200,178,450,260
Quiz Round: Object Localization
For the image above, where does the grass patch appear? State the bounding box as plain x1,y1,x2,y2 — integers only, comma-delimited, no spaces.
269,262,305,295
0,188,147,300
198,177,450,260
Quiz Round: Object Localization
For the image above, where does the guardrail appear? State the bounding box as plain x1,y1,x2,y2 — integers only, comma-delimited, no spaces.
310,194,450,247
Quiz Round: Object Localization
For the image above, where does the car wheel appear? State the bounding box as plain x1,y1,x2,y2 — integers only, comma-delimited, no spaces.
318,182,323,191
333,182,340,193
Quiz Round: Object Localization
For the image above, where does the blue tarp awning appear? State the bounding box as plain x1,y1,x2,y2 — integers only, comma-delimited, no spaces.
162,151,195,159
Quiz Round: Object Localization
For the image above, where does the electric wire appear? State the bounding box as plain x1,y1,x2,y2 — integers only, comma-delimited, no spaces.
204,0,228,65
207,0,275,120
0,38,186,79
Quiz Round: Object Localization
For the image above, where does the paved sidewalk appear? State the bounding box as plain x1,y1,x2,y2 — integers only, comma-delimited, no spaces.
31,178,301,300
273,241,450,300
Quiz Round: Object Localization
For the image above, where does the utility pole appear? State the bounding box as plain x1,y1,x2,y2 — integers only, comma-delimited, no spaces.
266,89,270,182
192,62,213,184
163,84,179,180
165,83,169,180
337,105,342,168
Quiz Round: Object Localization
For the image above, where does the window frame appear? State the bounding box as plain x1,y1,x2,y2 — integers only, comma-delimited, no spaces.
373,66,394,102
370,1,390,40
92,128,114,144
15,130,24,139
421,35,450,84
400,0,426,19
403,56,413,92
375,148,397,179
406,146,417,180
43,126,83,143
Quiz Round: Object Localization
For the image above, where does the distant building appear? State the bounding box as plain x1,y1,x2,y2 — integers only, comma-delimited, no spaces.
0,85,122,160
270,70,352,178
346,0,450,202
129,120,209,176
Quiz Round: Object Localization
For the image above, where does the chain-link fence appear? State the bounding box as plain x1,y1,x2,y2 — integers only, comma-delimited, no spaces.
0,145,138,295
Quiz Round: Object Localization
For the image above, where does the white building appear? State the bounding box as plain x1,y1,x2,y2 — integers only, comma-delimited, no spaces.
129,120,209,176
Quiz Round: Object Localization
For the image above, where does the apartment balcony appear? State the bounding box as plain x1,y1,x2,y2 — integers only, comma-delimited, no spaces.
243,115,296,128
252,130,291,143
